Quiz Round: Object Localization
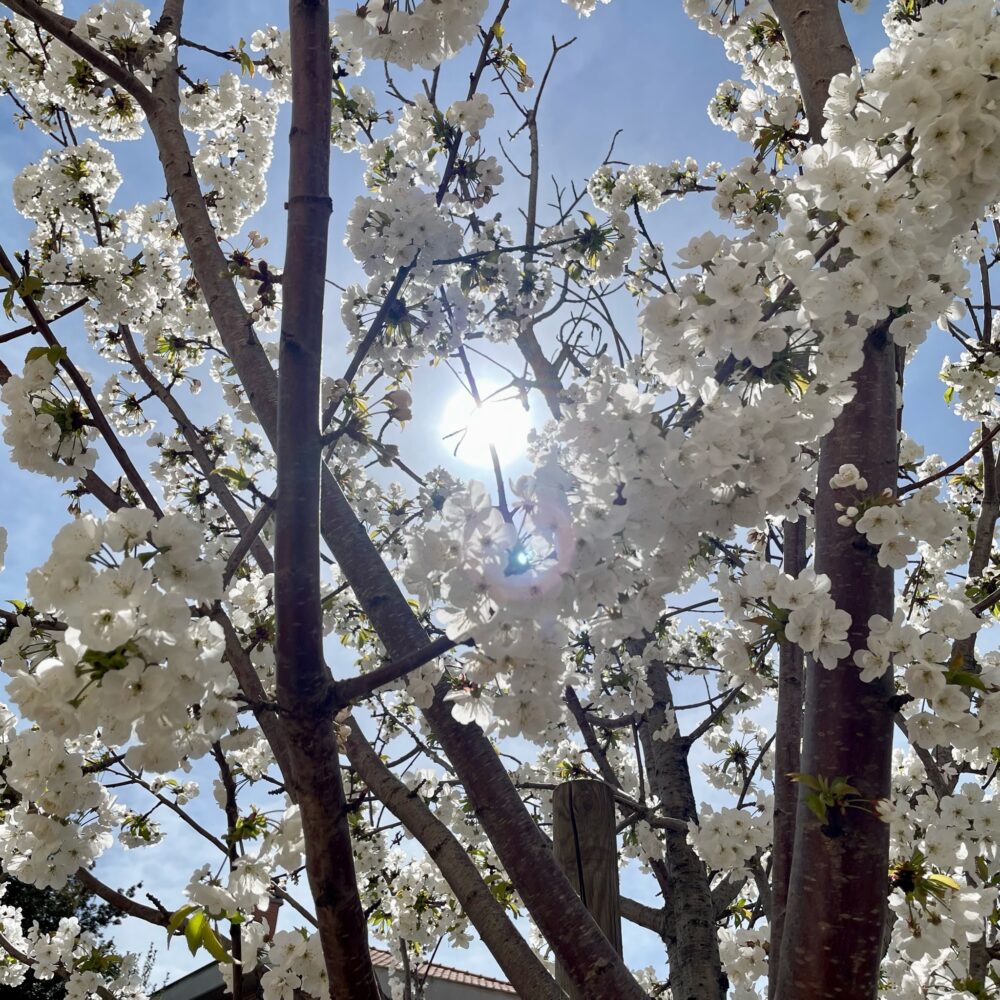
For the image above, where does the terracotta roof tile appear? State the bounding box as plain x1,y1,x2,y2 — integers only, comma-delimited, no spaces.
370,948,516,994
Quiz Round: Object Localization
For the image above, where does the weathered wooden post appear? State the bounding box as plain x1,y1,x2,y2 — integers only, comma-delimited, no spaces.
552,779,623,999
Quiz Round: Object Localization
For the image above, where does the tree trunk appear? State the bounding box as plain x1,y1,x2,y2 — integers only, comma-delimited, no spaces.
769,517,806,999
769,0,854,144
638,663,727,1000
274,4,381,997
775,330,898,999
765,5,898,997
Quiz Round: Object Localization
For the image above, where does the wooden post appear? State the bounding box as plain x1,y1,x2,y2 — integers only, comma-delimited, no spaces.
552,780,623,999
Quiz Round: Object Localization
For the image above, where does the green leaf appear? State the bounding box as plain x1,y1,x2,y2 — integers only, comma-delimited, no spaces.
788,772,822,791
234,39,255,77
945,668,987,692
26,344,65,367
166,903,197,940
804,793,828,823
580,210,597,228
184,910,207,956
829,779,861,799
927,872,960,891
19,275,44,298
214,465,253,490
944,385,955,404
200,923,234,965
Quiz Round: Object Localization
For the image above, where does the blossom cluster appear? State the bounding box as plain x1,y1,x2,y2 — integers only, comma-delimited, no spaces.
715,559,850,673
688,805,770,870
830,463,954,569
4,0,1000,995
0,511,231,772
333,0,489,71
1,356,97,480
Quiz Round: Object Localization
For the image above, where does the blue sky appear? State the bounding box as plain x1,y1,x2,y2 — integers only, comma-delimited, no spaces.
0,0,977,988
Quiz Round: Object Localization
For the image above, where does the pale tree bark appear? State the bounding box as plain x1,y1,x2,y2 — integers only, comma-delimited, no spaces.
769,0,853,144
769,5,898,998
638,663,727,1000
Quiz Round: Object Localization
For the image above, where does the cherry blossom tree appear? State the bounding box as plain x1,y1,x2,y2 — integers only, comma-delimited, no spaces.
0,1,999,998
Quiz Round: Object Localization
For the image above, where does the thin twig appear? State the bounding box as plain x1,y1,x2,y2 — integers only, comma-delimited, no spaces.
898,423,1000,496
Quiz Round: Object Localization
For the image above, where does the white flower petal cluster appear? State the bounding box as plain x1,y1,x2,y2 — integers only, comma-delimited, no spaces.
718,926,769,996
346,181,463,283
563,0,612,15
259,929,330,1000
541,210,637,283
13,139,122,231
845,487,956,570
0,2,167,140
0,718,118,888
688,805,770,869
720,559,851,671
445,94,494,138
333,0,489,71
0,357,98,481
853,610,947,686
1,511,232,773
181,74,278,238
249,27,293,103
588,158,710,213
829,463,867,490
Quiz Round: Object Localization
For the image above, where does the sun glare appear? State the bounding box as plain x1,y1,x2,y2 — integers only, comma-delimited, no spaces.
441,385,532,467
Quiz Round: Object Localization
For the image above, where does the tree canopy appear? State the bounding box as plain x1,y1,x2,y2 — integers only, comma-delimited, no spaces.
1,1,1000,998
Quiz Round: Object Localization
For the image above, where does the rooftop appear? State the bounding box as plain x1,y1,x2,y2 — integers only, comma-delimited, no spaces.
155,949,517,999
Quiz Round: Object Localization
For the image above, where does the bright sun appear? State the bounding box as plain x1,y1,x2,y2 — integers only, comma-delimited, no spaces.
441,385,532,467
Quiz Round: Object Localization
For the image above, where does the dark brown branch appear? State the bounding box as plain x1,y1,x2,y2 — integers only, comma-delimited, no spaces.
273,4,380,998
684,685,744,744
770,516,806,999
321,261,415,432
0,245,162,516
898,423,1000,496
342,716,566,1000
119,324,274,576
222,495,275,586
333,634,458,705
0,296,87,343
74,868,169,926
